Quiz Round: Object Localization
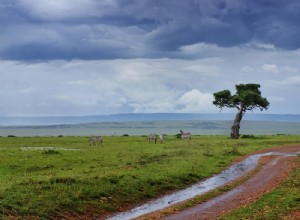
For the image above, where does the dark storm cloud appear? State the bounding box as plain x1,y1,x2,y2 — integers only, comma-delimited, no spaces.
1,0,300,61
3,42,128,60
147,0,300,50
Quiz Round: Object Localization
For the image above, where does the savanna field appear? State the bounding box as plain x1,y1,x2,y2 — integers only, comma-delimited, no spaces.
0,134,299,219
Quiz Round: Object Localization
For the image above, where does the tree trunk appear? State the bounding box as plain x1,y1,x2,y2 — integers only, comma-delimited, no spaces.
231,108,243,139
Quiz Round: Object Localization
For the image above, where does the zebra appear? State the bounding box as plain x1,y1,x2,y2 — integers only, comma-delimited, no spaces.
89,136,103,146
148,134,157,144
180,130,191,139
159,134,165,143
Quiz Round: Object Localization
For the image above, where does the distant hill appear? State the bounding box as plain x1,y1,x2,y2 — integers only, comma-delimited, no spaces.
0,113,300,126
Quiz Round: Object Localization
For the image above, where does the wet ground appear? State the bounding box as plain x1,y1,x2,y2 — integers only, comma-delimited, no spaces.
106,145,300,220
163,155,296,220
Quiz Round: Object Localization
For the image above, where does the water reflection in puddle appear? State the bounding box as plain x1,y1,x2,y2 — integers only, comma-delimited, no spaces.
106,151,299,220
21,147,81,151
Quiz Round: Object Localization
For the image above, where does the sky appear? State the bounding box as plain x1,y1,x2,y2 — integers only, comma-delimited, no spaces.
1,0,300,117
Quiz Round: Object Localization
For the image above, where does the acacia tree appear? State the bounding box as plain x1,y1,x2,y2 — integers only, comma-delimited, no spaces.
213,83,270,139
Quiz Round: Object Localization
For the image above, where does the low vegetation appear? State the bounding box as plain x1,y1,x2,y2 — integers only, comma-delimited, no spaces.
0,134,299,219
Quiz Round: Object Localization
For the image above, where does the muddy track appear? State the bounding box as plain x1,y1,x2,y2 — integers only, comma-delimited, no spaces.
133,144,300,220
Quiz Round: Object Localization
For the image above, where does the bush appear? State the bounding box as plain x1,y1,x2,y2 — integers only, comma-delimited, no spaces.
241,134,256,139
175,133,182,139
7,135,16,138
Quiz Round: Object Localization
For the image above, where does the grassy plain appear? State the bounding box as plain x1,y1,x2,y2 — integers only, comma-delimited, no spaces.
0,134,299,219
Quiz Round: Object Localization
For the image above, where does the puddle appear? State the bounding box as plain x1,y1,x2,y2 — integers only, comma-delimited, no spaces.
21,147,81,151
106,151,300,220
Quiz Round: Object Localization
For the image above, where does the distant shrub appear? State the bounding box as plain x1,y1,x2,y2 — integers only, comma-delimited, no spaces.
7,135,16,137
122,134,129,136
241,134,256,139
175,133,182,139
241,134,266,139
58,135,64,137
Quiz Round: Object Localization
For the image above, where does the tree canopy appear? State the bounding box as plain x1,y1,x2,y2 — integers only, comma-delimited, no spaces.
213,84,270,113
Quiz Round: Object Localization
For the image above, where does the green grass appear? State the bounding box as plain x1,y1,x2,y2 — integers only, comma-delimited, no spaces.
0,134,299,219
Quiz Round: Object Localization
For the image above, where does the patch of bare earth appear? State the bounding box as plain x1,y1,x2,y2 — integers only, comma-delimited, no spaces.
287,211,300,220
133,144,300,220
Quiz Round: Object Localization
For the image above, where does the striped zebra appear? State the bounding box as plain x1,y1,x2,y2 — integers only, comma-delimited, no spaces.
89,136,103,146
148,134,157,144
159,134,165,143
180,130,191,139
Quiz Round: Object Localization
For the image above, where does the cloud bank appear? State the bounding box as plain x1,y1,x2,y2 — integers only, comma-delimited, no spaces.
1,0,300,60
0,0,300,116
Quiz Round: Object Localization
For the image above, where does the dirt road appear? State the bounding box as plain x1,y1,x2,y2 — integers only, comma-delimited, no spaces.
137,145,300,220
